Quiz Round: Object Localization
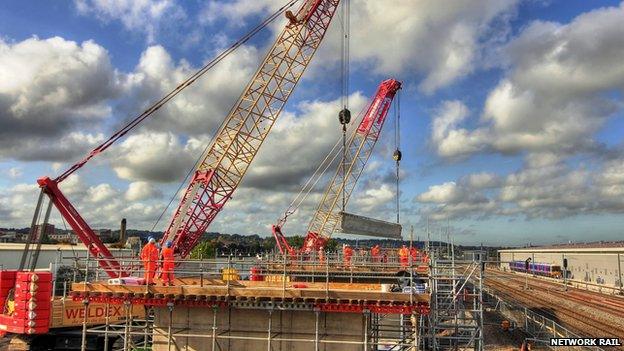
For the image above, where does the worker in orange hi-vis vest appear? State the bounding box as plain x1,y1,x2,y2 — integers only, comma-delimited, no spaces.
398,245,409,268
161,240,175,286
343,244,354,267
140,237,159,285
371,245,381,262
318,246,325,263
409,247,418,263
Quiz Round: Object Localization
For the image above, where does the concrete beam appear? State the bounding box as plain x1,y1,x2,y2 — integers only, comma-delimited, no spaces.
336,212,402,239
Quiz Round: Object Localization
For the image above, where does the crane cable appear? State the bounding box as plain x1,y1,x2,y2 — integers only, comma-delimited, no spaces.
339,0,351,212
277,103,367,229
54,0,301,184
278,135,344,227
393,90,402,224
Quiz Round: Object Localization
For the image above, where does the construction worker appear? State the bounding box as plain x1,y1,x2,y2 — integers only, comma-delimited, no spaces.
410,246,419,263
318,246,325,263
140,237,159,285
371,245,381,262
160,240,175,286
520,340,532,351
398,245,409,268
343,244,353,267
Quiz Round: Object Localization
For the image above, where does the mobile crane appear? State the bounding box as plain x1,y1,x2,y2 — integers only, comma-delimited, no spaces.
0,0,341,348
272,79,402,255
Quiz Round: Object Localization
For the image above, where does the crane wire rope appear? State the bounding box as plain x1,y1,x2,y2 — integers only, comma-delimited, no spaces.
53,0,301,184
277,101,368,229
394,90,402,224
339,0,351,213
279,135,344,225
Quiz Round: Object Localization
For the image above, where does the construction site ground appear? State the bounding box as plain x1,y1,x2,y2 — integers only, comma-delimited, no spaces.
482,310,547,351
486,268,624,346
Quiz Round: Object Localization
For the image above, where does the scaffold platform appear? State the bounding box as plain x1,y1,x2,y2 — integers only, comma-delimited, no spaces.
70,279,430,315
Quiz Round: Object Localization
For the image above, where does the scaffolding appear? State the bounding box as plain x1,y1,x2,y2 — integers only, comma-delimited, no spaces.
422,255,484,350
65,253,429,351
482,287,604,351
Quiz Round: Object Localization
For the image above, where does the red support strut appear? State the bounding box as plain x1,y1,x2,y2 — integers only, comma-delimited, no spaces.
37,177,125,278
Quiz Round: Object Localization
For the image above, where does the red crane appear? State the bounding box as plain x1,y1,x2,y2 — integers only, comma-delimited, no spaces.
160,0,340,258
23,0,341,278
272,79,402,255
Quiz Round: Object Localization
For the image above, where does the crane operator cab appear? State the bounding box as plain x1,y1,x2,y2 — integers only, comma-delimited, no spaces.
286,0,322,25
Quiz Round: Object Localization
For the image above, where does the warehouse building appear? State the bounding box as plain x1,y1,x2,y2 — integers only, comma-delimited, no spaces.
0,243,133,271
498,244,624,290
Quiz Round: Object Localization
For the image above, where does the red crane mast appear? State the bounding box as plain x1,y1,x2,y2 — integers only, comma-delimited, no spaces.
161,0,340,258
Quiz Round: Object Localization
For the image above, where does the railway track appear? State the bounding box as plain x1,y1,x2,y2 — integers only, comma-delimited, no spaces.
489,269,624,319
485,277,624,344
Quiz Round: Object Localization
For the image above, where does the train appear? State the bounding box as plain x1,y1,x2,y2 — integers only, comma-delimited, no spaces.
509,260,562,278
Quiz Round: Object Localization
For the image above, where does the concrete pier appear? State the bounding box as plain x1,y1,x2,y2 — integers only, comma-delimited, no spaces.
153,306,366,351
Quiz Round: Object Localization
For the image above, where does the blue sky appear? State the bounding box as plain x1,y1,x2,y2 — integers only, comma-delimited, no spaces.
1,0,624,246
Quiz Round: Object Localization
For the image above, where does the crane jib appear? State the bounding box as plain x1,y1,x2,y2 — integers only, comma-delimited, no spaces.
22,0,339,278
272,79,402,255
163,0,341,258
302,79,401,252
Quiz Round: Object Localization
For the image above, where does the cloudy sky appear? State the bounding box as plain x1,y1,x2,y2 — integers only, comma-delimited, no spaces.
1,0,624,246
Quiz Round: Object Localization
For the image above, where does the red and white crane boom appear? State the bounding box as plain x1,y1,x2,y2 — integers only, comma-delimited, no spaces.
272,79,402,254
160,0,340,258
26,0,340,277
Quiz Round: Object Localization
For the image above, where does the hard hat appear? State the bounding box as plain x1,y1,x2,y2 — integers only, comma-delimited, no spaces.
165,240,172,248
148,237,155,244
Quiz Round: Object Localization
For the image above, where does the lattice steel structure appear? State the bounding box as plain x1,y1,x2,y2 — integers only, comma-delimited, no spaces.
424,257,484,351
304,79,401,250
162,0,341,257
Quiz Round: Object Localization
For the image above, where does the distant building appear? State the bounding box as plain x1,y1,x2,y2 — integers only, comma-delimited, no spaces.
34,224,55,241
95,229,114,242
49,232,78,244
499,245,624,289
0,243,132,270
0,232,17,243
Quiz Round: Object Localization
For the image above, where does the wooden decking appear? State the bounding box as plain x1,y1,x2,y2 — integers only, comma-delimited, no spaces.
72,278,429,305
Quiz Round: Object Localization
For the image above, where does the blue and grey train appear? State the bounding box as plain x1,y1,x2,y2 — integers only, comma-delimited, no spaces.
509,261,562,278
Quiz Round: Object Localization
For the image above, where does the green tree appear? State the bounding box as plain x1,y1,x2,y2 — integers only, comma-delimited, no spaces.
190,240,216,259
325,238,338,252
286,235,304,248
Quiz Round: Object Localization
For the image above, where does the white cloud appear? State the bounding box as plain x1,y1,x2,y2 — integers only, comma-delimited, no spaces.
119,44,259,136
464,172,501,189
354,183,395,212
416,153,624,221
199,0,282,26
7,167,22,179
432,3,624,159
87,183,118,203
74,0,186,43
244,92,368,189
0,176,167,229
345,0,518,93
431,100,486,158
125,181,163,201
205,0,518,93
109,131,197,183
0,37,118,161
